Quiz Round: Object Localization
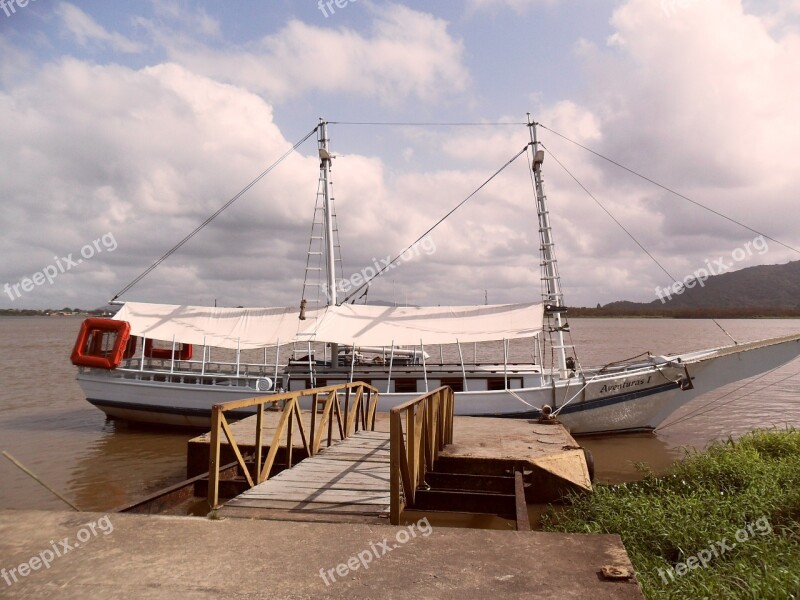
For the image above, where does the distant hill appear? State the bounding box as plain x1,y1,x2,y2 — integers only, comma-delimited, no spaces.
576,260,800,318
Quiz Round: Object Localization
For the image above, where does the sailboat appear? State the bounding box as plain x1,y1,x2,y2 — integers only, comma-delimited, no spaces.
71,118,800,434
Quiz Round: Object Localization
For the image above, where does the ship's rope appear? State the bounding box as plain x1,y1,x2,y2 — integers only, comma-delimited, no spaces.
340,144,532,304
597,351,652,373
110,125,320,302
543,144,738,346
328,121,526,127
538,124,800,256
552,352,662,416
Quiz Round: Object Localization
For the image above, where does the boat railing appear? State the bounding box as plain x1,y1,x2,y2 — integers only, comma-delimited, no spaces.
124,357,282,372
207,381,379,509
113,358,286,387
389,386,454,524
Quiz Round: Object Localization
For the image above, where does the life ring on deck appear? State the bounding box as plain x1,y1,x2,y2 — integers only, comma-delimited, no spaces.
144,339,193,361
256,377,273,392
70,318,131,370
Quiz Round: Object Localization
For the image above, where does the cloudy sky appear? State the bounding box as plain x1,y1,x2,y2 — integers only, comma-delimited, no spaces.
1,0,798,310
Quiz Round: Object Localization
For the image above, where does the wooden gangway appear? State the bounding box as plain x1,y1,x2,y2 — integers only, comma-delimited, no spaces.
206,382,380,511
220,430,391,523
206,383,591,527
206,382,454,524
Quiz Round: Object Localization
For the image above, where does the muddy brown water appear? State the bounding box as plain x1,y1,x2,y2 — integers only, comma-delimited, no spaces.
1,316,799,512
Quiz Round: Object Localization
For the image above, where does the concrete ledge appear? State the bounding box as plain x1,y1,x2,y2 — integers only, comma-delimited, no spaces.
0,510,642,599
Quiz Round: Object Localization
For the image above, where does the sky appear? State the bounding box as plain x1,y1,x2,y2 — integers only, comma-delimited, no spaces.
1,0,799,310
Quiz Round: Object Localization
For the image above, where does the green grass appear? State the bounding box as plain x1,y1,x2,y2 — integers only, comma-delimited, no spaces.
541,430,800,599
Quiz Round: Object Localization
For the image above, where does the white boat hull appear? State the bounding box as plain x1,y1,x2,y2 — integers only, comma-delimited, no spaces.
77,334,800,434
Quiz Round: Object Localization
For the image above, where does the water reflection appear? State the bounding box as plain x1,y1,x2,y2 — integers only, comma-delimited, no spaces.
580,433,684,484
67,420,194,511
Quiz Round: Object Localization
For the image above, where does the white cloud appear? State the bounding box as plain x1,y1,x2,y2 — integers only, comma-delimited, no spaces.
56,3,144,54
0,57,487,309
538,0,800,301
0,59,322,308
161,5,470,105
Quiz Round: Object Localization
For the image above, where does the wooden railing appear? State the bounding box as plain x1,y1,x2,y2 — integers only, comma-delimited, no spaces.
389,386,455,524
208,381,379,509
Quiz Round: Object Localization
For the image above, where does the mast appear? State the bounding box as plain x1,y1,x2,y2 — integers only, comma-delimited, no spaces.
318,118,337,306
528,114,568,375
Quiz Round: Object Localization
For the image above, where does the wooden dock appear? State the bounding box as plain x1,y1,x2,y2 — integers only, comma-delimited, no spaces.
202,388,591,526
220,430,391,523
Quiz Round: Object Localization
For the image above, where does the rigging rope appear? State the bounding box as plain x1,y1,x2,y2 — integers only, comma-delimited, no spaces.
340,144,532,304
110,125,320,302
539,124,800,256
543,144,739,345
328,121,526,127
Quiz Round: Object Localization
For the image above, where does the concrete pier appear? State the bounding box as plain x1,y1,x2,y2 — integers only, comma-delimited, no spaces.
0,510,643,599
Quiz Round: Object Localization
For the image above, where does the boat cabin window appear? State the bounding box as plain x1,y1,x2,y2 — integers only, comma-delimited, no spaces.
487,377,523,390
440,377,464,392
394,379,417,394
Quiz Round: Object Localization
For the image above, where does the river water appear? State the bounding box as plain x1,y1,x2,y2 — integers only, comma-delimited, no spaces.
1,317,799,512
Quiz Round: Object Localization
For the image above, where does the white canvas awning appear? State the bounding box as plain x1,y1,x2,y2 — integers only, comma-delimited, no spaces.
303,303,544,346
113,303,303,350
113,301,544,349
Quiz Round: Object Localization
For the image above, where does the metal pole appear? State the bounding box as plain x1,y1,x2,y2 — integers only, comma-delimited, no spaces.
308,341,315,388
420,339,429,393
456,339,468,392
274,339,280,389
236,338,241,378
387,342,395,393
170,335,176,374
504,338,509,390
140,334,146,372
201,336,207,376
528,114,568,374
319,119,337,306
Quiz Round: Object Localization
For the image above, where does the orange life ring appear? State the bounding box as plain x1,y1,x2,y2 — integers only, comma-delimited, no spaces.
70,319,131,370
144,339,193,361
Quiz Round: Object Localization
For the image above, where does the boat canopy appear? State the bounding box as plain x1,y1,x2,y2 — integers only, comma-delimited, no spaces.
113,302,544,349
